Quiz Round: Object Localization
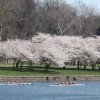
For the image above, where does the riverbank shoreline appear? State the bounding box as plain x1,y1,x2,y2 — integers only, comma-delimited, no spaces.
0,75,100,82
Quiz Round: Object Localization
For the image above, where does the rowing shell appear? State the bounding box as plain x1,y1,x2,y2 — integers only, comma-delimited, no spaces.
0,83,33,85
49,84,85,86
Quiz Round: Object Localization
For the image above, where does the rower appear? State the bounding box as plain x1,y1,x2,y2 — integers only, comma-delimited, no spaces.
72,77,76,85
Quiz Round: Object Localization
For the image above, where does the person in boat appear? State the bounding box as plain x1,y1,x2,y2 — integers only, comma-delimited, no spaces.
71,77,76,85
59,76,76,85
7,79,21,84
65,76,76,85
65,81,68,85
66,76,71,85
7,79,13,84
17,79,22,83
60,80,65,85
7,79,11,84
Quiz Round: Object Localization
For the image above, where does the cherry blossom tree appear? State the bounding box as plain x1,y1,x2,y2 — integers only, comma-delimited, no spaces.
1,33,100,71
0,39,40,70
32,33,100,71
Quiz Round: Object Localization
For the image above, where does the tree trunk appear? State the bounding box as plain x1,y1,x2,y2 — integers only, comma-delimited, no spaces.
45,61,52,72
77,60,81,69
91,62,96,70
15,59,21,69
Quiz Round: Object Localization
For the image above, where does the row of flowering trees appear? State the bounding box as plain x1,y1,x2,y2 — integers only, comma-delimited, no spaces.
0,33,100,71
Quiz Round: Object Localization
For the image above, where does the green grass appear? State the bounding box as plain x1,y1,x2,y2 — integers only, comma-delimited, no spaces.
0,63,100,76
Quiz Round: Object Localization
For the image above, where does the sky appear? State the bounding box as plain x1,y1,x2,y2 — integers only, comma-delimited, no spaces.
66,0,100,11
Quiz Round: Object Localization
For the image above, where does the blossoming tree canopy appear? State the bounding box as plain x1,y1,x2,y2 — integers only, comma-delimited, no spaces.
0,40,40,63
1,33,100,68
32,33,100,67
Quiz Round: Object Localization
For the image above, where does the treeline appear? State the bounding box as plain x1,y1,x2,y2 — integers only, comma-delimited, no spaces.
0,0,100,41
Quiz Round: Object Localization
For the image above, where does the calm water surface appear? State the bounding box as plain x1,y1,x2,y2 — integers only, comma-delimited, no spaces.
0,81,100,100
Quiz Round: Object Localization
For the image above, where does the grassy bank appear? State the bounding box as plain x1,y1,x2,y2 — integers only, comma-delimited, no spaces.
0,63,100,76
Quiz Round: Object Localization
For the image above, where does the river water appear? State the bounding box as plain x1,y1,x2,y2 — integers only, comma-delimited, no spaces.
0,81,100,100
